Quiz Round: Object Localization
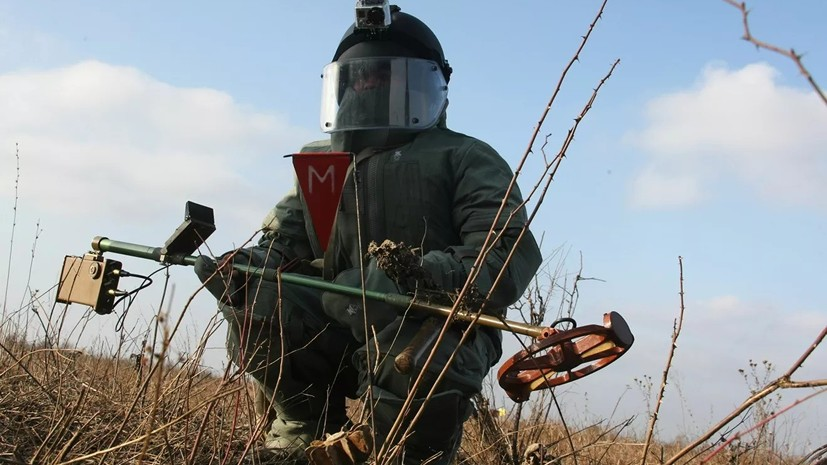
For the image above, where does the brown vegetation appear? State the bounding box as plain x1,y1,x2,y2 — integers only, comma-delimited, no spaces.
0,330,820,464
0,333,254,464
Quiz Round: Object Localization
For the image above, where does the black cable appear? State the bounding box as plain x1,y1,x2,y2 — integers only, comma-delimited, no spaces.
550,317,577,330
113,265,169,332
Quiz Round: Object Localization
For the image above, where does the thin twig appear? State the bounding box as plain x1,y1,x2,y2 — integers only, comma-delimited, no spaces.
136,312,170,465
18,221,42,317
640,256,686,465
2,143,20,319
701,388,827,462
551,390,579,465
722,0,827,107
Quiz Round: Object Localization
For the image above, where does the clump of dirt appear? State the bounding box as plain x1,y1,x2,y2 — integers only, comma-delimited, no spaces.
367,239,438,291
367,239,485,312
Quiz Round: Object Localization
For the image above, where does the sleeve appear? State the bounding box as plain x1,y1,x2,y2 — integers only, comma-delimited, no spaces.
234,182,315,270
244,139,332,269
421,139,542,312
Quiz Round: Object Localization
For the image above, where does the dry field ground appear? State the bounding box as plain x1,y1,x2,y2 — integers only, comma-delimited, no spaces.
1,331,821,465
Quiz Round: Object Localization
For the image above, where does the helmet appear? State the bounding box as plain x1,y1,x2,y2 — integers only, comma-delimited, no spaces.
320,6,451,147
332,6,451,83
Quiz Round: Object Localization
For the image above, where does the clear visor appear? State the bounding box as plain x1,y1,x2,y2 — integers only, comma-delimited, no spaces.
320,57,448,133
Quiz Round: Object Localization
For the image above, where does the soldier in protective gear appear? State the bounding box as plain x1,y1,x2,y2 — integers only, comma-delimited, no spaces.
195,5,542,464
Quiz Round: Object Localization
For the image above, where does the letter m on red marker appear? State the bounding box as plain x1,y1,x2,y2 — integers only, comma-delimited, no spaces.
292,152,351,252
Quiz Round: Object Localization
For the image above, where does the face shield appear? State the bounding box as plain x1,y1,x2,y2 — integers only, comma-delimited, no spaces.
320,57,448,133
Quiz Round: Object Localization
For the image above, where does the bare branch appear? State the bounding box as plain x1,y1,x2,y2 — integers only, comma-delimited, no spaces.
701,388,827,463
640,257,686,465
722,0,827,107
664,325,827,465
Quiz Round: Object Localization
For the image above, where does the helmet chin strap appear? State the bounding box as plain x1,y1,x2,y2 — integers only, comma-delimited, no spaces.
331,129,418,153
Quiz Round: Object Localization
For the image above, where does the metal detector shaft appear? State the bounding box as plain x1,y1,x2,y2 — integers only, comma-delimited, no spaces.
92,237,545,338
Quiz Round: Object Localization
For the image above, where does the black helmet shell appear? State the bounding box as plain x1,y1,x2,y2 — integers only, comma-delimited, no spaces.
332,6,452,83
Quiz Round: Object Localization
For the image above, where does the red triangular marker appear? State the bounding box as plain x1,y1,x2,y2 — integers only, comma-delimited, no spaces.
292,152,352,252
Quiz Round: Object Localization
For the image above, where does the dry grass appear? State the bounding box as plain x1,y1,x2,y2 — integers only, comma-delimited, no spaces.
457,386,817,465
0,332,257,465
0,329,819,465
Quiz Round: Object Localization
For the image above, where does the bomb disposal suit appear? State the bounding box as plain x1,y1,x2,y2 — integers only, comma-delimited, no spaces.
195,5,542,464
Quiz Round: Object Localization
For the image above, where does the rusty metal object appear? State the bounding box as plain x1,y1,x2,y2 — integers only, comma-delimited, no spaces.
305,424,373,465
393,316,442,374
497,311,634,402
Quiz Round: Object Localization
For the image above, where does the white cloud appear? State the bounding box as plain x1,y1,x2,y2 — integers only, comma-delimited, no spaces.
697,294,750,319
0,60,323,387
630,166,703,208
0,60,316,224
626,62,827,210
684,295,825,368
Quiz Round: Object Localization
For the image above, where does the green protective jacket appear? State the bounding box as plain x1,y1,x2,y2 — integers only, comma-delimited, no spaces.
258,125,542,321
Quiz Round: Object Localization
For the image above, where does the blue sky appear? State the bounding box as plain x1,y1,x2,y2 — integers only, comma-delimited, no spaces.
1,0,826,452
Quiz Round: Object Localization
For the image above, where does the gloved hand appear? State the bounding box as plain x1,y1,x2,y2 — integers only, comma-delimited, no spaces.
423,248,519,306
321,258,402,343
193,252,247,307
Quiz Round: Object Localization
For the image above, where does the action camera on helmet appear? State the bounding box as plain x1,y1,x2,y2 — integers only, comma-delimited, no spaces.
355,0,391,30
